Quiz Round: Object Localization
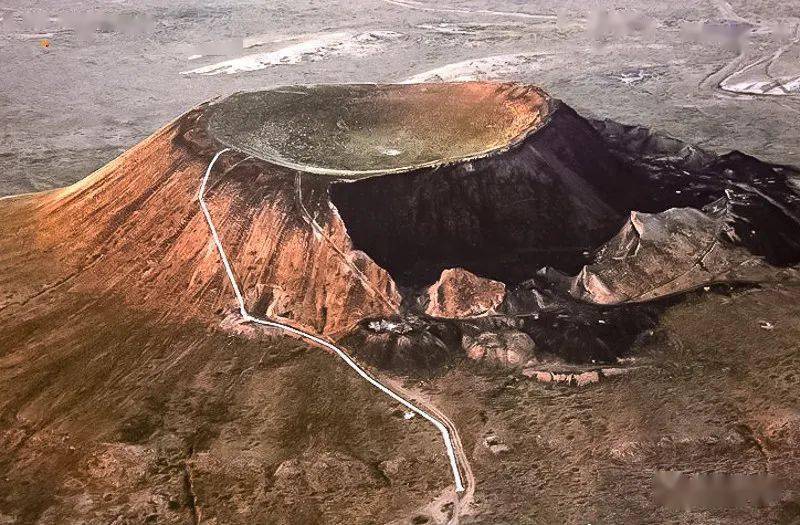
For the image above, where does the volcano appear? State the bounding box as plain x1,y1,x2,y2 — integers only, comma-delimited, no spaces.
1,82,799,524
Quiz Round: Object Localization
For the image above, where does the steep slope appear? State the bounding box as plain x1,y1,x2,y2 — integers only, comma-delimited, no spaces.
0,108,399,336
0,103,430,525
329,101,632,285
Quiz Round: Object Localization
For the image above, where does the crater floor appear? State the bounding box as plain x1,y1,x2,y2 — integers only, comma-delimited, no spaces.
207,82,551,178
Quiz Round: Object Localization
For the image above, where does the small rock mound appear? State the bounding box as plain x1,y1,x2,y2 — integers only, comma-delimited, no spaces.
425,268,506,318
462,330,536,367
342,317,459,375
482,433,511,455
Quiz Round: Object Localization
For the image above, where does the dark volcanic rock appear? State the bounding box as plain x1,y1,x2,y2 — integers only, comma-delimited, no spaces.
589,118,800,266
502,278,661,363
329,89,800,367
332,100,800,300
341,317,460,376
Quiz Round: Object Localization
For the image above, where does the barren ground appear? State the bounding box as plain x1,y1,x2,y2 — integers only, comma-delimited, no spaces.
2,0,800,195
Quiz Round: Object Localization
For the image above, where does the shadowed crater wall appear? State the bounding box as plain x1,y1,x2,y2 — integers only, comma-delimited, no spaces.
330,104,638,286
331,104,800,288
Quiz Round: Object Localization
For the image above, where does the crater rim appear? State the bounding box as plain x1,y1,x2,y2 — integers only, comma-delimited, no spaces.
207,81,554,180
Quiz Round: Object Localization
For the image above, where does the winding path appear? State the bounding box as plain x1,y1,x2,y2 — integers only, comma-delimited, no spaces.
701,2,800,97
718,23,800,96
198,149,471,519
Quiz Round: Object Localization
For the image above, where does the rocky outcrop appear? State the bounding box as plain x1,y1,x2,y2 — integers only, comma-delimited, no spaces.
462,330,536,367
341,317,459,375
523,368,601,386
482,433,511,455
520,365,641,386
590,119,800,268
425,268,506,318
570,198,786,304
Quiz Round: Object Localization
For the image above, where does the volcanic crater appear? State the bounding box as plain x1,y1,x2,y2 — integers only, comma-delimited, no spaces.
2,81,800,524
201,81,800,371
